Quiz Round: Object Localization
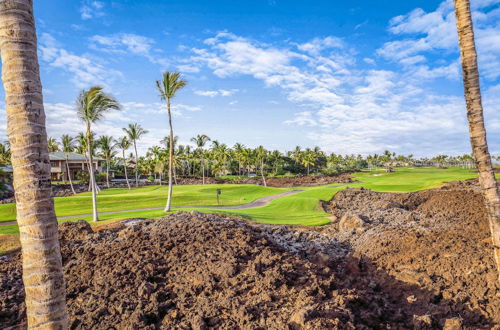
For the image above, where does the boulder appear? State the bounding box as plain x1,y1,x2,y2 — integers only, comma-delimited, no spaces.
58,220,94,241
339,212,365,230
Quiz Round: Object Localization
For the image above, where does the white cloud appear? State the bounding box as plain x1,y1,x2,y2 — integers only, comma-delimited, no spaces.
284,111,317,126
194,89,238,97
378,0,500,80
297,36,344,55
39,33,122,89
90,33,169,67
185,26,499,156
80,1,105,20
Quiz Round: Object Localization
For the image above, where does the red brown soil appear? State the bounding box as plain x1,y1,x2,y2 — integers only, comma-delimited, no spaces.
1,179,499,328
323,179,500,327
177,173,355,187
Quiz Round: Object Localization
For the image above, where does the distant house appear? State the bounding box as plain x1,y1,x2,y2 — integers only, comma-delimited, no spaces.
49,151,104,181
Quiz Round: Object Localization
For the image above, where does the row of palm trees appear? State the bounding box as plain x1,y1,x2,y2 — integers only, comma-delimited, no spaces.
3,135,495,188
0,0,498,327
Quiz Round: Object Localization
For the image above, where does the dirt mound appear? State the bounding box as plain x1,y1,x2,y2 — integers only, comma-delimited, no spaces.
324,186,500,327
2,181,499,328
176,173,355,187
0,212,404,329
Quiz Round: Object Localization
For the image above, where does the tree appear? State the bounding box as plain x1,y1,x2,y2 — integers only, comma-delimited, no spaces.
116,137,132,189
47,137,60,152
97,135,116,188
454,0,500,282
191,134,211,184
61,134,76,194
0,0,68,326
255,146,268,187
77,86,120,222
123,123,148,187
0,141,11,165
156,72,187,212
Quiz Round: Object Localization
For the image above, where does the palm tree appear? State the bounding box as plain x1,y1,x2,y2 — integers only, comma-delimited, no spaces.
191,134,211,184
61,135,76,194
116,136,132,189
0,141,11,165
0,1,68,326
149,145,163,183
47,137,60,152
454,0,500,282
123,123,148,187
255,146,268,186
97,135,116,188
233,142,245,176
77,86,120,222
156,71,187,212
302,149,317,175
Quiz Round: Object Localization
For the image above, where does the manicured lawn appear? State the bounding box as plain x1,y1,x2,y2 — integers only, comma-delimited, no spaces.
197,167,481,226
0,167,487,246
0,184,290,223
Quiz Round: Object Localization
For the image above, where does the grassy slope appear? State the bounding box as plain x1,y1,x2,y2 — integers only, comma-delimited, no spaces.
0,184,289,223
200,167,479,226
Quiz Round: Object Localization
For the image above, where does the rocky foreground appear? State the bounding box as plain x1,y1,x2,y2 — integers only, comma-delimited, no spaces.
1,179,499,329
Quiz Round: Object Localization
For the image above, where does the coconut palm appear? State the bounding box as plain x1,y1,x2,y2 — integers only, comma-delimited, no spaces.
0,1,68,326
61,134,76,194
156,71,187,212
97,135,116,188
191,134,211,184
77,86,120,222
47,137,60,152
0,141,11,165
116,136,132,189
454,0,500,282
123,123,148,187
255,146,268,186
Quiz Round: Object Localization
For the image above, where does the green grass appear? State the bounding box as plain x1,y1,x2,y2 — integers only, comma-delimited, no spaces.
190,167,481,226
0,167,487,238
0,184,289,223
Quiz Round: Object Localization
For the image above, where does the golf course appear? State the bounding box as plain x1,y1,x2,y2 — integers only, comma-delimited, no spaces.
0,167,481,239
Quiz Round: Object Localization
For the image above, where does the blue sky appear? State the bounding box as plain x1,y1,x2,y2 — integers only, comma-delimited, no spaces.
0,0,499,156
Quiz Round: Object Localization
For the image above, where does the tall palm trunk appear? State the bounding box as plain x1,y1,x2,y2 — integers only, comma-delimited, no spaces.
260,160,267,187
133,141,139,187
105,158,110,188
0,0,68,326
86,124,99,222
454,0,500,283
202,159,205,184
65,153,76,194
122,149,130,189
165,99,174,211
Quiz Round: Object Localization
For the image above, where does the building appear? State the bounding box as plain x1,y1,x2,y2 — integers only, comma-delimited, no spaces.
49,151,104,181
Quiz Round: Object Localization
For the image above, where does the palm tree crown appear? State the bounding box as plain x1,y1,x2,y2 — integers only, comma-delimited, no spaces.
61,135,74,154
156,72,187,101
123,123,148,143
76,86,121,124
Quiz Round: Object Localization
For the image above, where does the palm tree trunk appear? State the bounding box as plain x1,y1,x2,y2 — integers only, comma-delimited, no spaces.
86,124,99,222
261,160,267,187
165,99,174,212
202,160,205,184
106,158,110,188
0,0,68,326
454,0,500,283
123,149,130,189
66,154,76,194
134,141,139,187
